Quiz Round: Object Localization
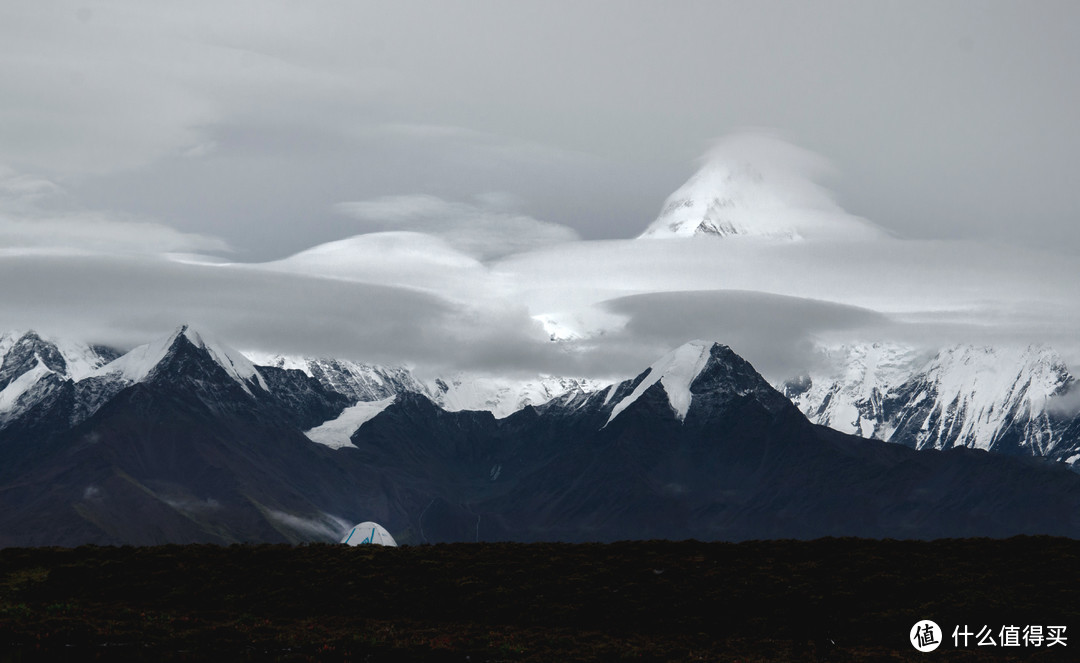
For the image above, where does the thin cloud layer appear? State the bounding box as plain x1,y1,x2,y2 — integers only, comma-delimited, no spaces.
640,132,886,241
0,166,229,255
335,194,579,260
600,290,890,381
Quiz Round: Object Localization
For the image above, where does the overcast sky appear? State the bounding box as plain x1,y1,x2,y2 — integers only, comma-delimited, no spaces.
2,1,1079,380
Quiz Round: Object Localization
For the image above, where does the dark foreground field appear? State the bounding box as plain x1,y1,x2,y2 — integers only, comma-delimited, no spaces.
0,538,1076,662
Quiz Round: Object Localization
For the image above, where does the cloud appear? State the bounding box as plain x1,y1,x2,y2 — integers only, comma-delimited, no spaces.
0,168,229,255
1047,386,1080,418
260,232,492,307
697,131,841,212
2,129,1080,385
599,290,891,380
163,496,221,513
641,131,887,241
0,2,365,175
0,252,570,376
182,140,218,159
334,194,579,260
0,165,64,205
0,210,231,255
264,509,353,542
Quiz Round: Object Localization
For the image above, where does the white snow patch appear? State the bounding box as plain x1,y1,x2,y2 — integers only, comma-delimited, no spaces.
606,340,713,426
241,350,313,376
181,327,267,391
427,373,603,419
305,396,396,449
0,330,112,382
0,359,52,413
54,338,114,380
786,342,1074,453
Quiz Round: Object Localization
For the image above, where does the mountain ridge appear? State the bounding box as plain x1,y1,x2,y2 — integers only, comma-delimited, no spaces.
783,341,1080,467
4,327,1080,546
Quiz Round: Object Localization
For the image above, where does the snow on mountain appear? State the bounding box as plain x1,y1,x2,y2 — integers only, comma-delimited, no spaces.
784,342,1076,458
92,325,268,394
638,143,883,241
243,351,312,374
782,343,929,438
606,340,713,425
1,331,70,390
244,352,426,403
891,345,1072,454
0,358,52,414
55,339,121,381
428,373,604,419
0,331,18,362
305,396,396,449
0,330,119,421
245,351,602,420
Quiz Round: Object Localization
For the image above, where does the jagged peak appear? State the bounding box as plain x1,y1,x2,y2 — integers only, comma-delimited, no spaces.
918,343,1072,410
786,340,1077,446
91,324,267,393
606,340,737,426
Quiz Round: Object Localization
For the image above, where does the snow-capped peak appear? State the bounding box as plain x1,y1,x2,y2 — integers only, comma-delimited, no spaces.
93,325,268,393
784,341,1075,455
606,340,714,425
0,330,117,387
638,136,884,241
910,344,1070,449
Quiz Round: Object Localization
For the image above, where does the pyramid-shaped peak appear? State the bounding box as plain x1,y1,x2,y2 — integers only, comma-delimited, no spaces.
638,135,884,241
606,341,737,425
93,324,267,393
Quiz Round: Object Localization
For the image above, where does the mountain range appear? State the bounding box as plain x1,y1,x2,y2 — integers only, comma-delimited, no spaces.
3,326,1080,547
782,342,1080,467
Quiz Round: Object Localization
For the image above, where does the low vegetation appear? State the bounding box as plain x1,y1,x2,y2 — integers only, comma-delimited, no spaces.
0,537,1076,661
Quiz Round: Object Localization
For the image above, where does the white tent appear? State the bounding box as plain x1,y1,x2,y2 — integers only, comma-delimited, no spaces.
340,521,398,547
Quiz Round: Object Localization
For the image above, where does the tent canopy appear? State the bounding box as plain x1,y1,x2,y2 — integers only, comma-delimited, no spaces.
341,521,398,547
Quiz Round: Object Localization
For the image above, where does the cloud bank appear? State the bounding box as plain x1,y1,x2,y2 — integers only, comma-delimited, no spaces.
2,131,1080,382
335,194,579,260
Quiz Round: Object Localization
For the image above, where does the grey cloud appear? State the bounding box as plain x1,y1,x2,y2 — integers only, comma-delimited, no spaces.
0,211,230,255
335,194,579,260
264,510,352,541
600,290,892,381
0,170,230,255
3,1,1080,258
1047,387,1080,418
2,1,1080,382
0,254,568,375
0,166,64,205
